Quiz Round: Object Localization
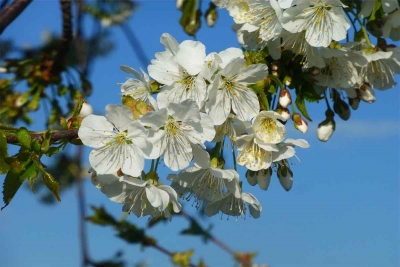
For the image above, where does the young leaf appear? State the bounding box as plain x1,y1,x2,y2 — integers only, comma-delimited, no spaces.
40,131,52,152
1,159,36,210
34,159,61,202
295,96,313,122
16,127,31,148
0,130,10,174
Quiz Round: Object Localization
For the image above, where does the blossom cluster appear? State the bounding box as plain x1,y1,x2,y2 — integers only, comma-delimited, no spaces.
214,0,400,94
78,33,310,220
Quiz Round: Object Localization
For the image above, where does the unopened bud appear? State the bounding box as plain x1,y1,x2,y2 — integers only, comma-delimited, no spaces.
283,76,292,86
271,63,279,71
176,0,185,9
317,110,335,142
79,102,93,118
275,106,291,121
277,163,293,191
205,3,218,27
292,113,308,133
357,83,376,103
348,97,360,110
333,98,351,121
271,70,279,77
279,89,292,108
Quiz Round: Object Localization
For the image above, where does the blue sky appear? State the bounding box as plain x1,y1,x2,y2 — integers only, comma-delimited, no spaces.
0,1,399,267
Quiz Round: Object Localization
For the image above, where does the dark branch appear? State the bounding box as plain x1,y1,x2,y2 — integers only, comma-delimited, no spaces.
0,0,32,34
6,129,79,144
52,0,73,74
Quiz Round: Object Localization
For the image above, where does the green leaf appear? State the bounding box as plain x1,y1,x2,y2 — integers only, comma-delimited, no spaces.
72,98,85,118
295,96,312,122
31,139,41,153
27,92,41,111
86,206,118,226
180,218,212,243
0,130,10,174
1,159,36,210
34,159,61,202
16,127,31,148
41,131,52,152
268,85,276,94
45,146,60,157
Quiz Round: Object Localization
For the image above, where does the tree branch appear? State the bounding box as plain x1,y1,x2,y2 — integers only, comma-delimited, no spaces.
6,129,79,144
0,0,32,34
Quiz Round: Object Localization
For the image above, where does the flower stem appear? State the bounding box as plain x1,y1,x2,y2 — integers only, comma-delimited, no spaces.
252,85,270,111
154,157,161,172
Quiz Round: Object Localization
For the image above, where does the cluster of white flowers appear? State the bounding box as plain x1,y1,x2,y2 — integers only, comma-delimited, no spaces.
78,33,310,220
214,0,400,98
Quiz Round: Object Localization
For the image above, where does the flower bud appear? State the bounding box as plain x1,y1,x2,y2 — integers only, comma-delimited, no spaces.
348,97,360,110
279,89,292,108
292,112,308,133
79,102,93,118
176,0,185,9
277,164,293,191
357,83,376,103
283,76,292,86
317,109,335,142
275,106,291,121
333,98,351,121
205,3,217,27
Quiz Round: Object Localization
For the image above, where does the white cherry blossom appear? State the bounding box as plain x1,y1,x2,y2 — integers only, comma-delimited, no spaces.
148,34,208,109
204,181,262,219
139,99,215,171
120,65,158,110
78,104,151,177
170,147,240,207
281,0,350,47
206,58,268,124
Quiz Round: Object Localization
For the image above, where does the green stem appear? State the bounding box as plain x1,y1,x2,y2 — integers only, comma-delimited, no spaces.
268,74,285,92
232,147,237,171
252,85,270,111
154,157,161,172
150,159,155,172
361,25,373,47
290,103,296,115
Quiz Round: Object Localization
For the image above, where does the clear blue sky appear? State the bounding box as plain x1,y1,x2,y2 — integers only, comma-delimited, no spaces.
1,1,399,267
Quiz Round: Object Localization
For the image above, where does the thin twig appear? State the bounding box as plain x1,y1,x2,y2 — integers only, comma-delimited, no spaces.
76,145,89,267
150,242,198,267
120,23,150,68
5,129,79,144
0,0,32,34
179,210,237,257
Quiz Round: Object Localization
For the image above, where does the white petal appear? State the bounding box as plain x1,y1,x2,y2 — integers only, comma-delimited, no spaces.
160,33,179,55
79,115,114,148
192,144,211,169
158,185,182,213
105,104,133,131
236,64,269,84
176,40,206,75
218,47,244,68
139,109,168,129
167,99,201,123
120,146,145,177
145,185,163,208
257,168,272,191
